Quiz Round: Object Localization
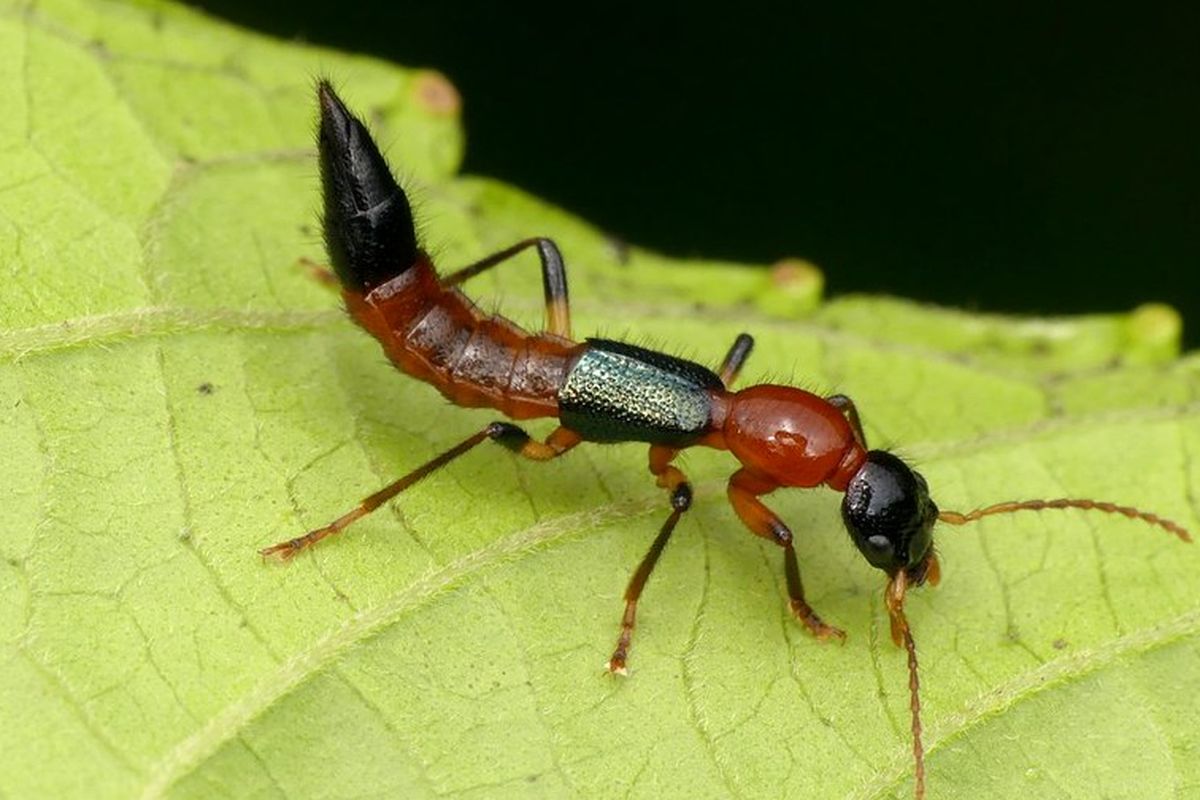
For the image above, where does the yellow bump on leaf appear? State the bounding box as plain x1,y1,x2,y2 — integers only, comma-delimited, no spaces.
1128,302,1182,349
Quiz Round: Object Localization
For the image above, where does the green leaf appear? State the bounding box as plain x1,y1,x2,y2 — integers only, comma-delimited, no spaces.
2,2,1198,799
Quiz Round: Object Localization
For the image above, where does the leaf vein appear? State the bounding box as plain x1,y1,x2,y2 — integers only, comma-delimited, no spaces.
0,307,341,363
849,607,1200,800
138,489,670,798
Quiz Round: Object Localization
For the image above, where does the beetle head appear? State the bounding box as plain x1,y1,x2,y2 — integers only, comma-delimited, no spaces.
842,450,940,584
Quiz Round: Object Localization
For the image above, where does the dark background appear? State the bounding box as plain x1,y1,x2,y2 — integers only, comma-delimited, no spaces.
189,2,1199,347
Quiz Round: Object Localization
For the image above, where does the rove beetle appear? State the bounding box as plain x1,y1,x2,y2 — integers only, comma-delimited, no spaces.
262,82,1193,799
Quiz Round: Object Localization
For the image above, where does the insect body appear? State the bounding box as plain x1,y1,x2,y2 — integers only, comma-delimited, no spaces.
263,82,1192,799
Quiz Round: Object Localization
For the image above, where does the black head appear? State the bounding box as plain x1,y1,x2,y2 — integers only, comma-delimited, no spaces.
316,81,418,293
842,450,939,581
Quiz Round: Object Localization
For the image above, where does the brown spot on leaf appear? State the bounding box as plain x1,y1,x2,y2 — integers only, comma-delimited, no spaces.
413,71,461,116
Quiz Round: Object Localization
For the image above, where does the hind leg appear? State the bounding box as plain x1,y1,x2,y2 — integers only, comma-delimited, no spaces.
442,238,572,338
261,423,580,559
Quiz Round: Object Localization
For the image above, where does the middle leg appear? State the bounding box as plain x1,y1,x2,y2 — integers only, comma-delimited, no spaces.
718,333,755,387
607,445,693,675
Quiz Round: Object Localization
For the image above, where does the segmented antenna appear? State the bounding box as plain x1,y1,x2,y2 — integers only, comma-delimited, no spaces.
938,498,1192,542
885,570,925,800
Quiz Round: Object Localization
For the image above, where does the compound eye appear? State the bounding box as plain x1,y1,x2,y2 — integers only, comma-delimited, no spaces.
866,534,894,559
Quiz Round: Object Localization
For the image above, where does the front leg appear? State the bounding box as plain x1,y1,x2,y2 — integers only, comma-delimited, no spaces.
726,468,846,641
826,393,867,450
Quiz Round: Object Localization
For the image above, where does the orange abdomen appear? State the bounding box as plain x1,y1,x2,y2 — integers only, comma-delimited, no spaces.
343,256,579,420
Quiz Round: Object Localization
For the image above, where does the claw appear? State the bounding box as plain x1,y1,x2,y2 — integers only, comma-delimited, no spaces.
790,601,847,642
259,539,303,561
259,522,337,561
606,647,629,676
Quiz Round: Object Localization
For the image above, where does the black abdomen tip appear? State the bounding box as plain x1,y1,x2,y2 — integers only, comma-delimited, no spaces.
317,81,418,292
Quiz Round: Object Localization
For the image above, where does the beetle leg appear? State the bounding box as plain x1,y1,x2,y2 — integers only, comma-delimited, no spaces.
297,256,340,290
727,468,846,641
441,237,572,338
826,393,867,450
606,445,692,675
260,422,579,559
717,333,755,387
488,423,582,461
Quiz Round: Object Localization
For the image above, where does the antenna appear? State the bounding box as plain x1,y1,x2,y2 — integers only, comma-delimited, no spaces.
938,498,1191,542
886,570,926,800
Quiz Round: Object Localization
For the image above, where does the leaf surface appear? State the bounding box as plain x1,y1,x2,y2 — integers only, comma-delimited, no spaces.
2,3,1198,799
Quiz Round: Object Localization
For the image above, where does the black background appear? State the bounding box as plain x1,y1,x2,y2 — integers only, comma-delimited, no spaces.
188,2,1199,347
